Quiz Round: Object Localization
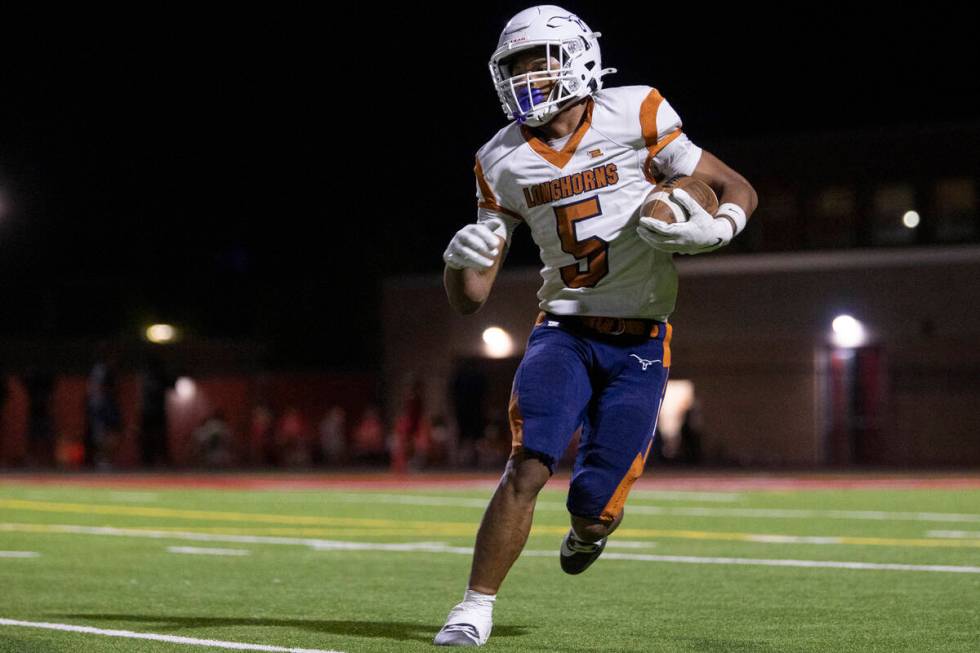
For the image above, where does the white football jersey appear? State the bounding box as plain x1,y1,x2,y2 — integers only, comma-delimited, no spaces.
474,86,703,320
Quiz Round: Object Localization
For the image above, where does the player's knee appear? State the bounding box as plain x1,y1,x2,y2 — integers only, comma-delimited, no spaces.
571,512,621,542
571,518,609,542
502,451,550,499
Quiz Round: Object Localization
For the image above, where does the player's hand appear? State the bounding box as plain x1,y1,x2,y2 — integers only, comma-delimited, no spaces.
443,219,504,270
636,188,732,255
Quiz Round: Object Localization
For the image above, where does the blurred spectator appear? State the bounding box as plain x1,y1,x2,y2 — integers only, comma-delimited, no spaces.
475,421,510,470
140,355,175,467
85,350,121,468
24,369,55,468
192,411,233,467
427,415,451,467
451,360,488,468
276,407,311,467
679,403,704,465
351,405,386,465
392,377,430,473
317,406,347,465
250,404,276,466
0,370,9,458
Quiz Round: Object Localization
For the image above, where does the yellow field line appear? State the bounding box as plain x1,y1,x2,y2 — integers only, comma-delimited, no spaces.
0,523,422,538
4,498,980,549
0,498,436,529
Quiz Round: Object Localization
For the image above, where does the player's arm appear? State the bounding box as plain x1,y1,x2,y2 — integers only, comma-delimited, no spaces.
443,217,509,315
448,153,522,313
638,139,759,254
444,234,506,315
690,150,758,225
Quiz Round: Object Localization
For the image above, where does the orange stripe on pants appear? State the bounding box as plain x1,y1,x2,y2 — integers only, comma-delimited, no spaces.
599,438,654,523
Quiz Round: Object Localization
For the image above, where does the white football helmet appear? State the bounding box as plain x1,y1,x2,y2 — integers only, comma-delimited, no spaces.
489,6,616,127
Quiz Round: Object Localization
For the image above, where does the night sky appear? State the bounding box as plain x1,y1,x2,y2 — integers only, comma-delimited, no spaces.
0,5,975,369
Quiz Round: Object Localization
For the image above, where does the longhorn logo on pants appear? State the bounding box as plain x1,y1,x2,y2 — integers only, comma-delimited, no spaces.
629,354,661,371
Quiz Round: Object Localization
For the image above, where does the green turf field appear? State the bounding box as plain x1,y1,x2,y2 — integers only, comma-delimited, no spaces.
1,476,979,652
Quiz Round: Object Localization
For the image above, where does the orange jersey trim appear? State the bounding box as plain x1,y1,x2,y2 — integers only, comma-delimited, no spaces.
475,157,524,221
520,98,595,170
639,88,665,147
474,157,497,205
643,129,683,184
478,200,524,222
640,88,684,184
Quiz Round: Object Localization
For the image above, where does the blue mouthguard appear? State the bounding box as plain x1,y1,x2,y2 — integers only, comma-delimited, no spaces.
515,87,546,122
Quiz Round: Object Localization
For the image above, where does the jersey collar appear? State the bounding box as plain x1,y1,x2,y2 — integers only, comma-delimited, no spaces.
520,97,594,170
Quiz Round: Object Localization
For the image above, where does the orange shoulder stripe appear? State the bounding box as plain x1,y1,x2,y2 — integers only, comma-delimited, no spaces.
474,157,524,221
474,157,497,205
639,87,665,147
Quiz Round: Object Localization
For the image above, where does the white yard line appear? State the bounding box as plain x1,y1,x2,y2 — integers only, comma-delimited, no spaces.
522,551,980,574
167,546,251,556
0,551,40,558
606,540,658,549
926,530,980,539
5,522,979,575
0,523,469,553
0,617,343,653
326,493,980,523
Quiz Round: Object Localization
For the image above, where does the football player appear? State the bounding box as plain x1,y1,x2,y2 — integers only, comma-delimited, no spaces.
434,5,757,647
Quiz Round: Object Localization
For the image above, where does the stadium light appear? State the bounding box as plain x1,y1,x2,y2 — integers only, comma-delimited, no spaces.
902,210,920,229
482,326,514,358
831,314,867,348
175,377,196,400
145,323,178,344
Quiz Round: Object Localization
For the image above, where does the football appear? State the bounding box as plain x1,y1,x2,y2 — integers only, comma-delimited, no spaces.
640,175,719,224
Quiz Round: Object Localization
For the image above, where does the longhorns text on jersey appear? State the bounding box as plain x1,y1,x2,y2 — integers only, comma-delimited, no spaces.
474,84,704,321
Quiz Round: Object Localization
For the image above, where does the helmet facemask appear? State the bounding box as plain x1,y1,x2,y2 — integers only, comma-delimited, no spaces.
490,38,593,127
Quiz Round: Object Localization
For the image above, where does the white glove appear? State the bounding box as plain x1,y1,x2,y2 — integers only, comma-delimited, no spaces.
443,218,504,270
637,188,733,255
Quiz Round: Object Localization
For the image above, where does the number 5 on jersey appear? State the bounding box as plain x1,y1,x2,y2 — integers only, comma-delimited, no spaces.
554,196,609,288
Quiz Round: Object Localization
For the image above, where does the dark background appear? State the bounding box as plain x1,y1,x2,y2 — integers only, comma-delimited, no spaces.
0,4,975,369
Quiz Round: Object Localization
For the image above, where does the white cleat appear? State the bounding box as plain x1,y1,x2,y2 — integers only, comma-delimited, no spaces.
433,601,493,647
